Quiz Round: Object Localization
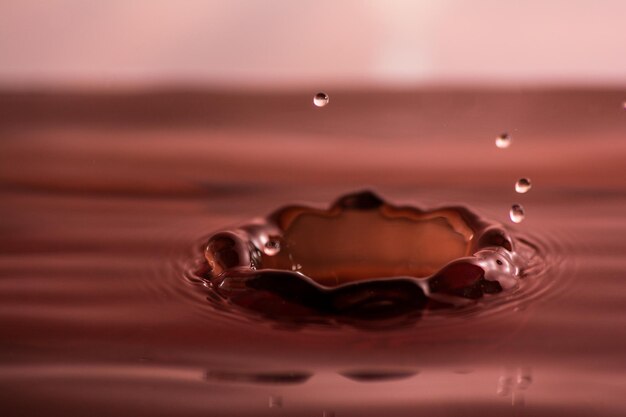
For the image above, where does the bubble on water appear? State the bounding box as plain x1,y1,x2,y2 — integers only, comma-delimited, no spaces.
269,395,283,408
264,238,281,256
496,133,512,149
515,178,532,193
509,204,525,223
313,92,329,107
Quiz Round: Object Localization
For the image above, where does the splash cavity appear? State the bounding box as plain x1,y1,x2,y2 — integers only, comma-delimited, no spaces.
197,191,529,326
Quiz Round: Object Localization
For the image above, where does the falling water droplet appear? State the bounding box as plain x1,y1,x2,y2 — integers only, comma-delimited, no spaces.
515,178,532,193
264,239,281,256
313,92,329,107
496,133,512,149
269,395,283,408
509,204,525,223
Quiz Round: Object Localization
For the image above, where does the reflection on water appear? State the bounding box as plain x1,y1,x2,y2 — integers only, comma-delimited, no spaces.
0,89,625,416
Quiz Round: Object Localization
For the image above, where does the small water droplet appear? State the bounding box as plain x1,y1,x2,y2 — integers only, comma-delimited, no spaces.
264,239,281,256
509,204,525,223
515,178,532,193
322,412,335,417
496,133,512,149
313,92,329,107
269,395,283,408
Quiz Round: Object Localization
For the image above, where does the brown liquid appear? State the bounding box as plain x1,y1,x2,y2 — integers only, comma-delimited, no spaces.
0,89,625,416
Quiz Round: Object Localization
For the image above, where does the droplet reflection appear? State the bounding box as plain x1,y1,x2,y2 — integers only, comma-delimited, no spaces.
269,395,283,408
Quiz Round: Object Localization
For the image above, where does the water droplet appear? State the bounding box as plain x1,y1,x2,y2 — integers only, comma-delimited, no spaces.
264,239,281,256
509,204,525,223
515,178,532,193
269,395,283,408
496,133,512,149
313,92,329,107
322,412,335,417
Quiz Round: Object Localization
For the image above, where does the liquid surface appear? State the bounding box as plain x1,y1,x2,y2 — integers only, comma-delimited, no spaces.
0,89,625,416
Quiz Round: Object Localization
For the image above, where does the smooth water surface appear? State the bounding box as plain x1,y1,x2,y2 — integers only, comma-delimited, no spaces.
0,89,625,416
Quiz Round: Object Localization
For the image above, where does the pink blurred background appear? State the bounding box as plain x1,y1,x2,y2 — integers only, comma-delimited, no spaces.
1,0,625,90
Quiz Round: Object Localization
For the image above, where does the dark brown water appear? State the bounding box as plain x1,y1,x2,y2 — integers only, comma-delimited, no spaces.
1,89,625,416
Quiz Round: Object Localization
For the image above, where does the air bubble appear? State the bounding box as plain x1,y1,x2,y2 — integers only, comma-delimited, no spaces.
515,178,532,193
496,133,512,149
509,204,525,223
313,92,329,107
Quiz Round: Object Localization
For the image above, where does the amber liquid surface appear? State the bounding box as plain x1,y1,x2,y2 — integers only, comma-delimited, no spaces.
0,89,625,416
